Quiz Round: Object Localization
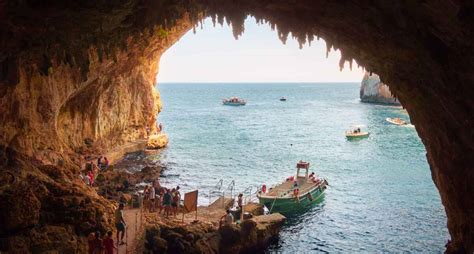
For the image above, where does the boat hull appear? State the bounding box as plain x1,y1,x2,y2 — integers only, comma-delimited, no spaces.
223,102,246,106
345,132,369,139
386,118,406,125
258,184,326,215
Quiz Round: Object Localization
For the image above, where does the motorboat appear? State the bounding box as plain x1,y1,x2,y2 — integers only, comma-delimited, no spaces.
223,97,246,106
257,161,328,215
280,97,287,101
386,117,407,125
345,125,370,139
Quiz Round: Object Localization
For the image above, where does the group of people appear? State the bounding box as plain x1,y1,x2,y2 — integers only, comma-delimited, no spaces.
81,161,99,187
88,203,126,254
80,155,109,187
219,193,244,227
97,156,109,171
146,123,163,136
143,185,181,218
87,230,118,254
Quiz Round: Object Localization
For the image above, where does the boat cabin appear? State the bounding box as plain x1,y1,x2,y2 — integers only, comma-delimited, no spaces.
296,161,310,181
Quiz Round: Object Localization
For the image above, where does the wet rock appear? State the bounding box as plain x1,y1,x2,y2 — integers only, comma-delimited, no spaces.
218,224,241,254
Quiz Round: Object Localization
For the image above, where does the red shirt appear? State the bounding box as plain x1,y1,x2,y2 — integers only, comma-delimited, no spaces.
103,237,114,254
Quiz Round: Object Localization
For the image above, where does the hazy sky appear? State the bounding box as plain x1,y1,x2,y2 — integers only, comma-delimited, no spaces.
157,17,365,83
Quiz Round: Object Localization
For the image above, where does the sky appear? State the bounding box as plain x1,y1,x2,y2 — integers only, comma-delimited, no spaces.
157,17,365,83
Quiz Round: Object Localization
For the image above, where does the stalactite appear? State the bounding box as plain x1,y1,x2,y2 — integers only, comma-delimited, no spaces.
326,42,332,58
211,14,216,27
218,14,224,26
307,34,314,46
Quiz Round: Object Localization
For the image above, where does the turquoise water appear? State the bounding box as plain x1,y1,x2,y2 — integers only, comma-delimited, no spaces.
151,83,448,252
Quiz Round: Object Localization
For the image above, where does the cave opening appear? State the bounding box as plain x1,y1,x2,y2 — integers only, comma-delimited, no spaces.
1,1,473,253
150,16,448,252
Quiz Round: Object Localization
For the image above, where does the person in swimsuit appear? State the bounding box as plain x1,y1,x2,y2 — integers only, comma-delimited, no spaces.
115,203,126,245
162,189,172,217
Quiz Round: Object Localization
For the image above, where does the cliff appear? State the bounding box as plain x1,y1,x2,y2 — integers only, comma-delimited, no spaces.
360,72,400,105
1,1,474,252
0,3,196,251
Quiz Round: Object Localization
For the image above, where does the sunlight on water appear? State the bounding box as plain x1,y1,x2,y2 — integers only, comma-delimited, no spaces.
149,82,447,252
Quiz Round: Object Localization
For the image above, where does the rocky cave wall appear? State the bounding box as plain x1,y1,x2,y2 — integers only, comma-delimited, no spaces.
1,0,473,253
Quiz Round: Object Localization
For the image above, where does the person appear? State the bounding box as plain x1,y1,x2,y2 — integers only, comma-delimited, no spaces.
157,189,164,215
101,157,109,171
220,209,233,227
83,172,91,186
163,188,172,217
87,232,95,254
148,185,156,212
88,170,94,187
92,231,103,254
237,193,243,209
173,186,181,216
123,176,130,191
115,203,126,245
143,186,149,210
97,156,103,169
102,230,116,254
171,188,179,217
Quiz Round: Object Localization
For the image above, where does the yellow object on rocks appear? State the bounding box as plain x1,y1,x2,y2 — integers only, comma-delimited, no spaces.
146,134,168,149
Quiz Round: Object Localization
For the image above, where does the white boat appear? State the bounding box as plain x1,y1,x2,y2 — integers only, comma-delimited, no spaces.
386,117,407,125
345,125,370,139
223,97,246,106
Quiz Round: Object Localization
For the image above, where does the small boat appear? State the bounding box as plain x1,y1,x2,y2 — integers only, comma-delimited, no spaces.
280,97,287,101
386,117,407,125
223,97,246,106
257,161,328,215
345,125,370,139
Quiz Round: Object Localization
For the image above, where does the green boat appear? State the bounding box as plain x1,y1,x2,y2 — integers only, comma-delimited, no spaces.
257,161,328,215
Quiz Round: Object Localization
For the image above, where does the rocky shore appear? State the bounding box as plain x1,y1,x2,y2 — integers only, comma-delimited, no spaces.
79,148,285,254
140,201,286,254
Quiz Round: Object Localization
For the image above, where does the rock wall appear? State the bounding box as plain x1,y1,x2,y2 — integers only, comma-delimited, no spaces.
360,72,400,105
1,1,474,253
0,2,197,251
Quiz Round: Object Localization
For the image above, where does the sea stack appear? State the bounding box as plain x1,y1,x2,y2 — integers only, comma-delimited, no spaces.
360,72,400,105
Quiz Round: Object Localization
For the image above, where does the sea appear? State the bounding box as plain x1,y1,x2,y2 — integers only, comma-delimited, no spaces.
127,82,449,253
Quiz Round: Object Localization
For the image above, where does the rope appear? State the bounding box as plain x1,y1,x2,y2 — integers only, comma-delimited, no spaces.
268,195,278,214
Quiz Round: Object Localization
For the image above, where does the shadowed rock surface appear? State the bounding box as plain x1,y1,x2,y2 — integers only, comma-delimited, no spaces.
0,0,473,252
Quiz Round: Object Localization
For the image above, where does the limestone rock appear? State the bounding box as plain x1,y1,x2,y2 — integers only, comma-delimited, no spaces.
1,1,474,252
360,72,400,105
146,134,169,150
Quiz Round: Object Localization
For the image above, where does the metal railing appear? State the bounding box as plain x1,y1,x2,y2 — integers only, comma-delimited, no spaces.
222,180,235,207
208,179,224,206
241,185,260,205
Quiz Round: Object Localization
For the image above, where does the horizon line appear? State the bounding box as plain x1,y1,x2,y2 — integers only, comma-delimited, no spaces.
157,81,361,84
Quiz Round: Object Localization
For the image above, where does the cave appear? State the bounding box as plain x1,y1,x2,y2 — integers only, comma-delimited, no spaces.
0,1,473,253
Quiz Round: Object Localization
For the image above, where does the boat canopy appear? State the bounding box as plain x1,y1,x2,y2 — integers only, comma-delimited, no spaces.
296,161,310,179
